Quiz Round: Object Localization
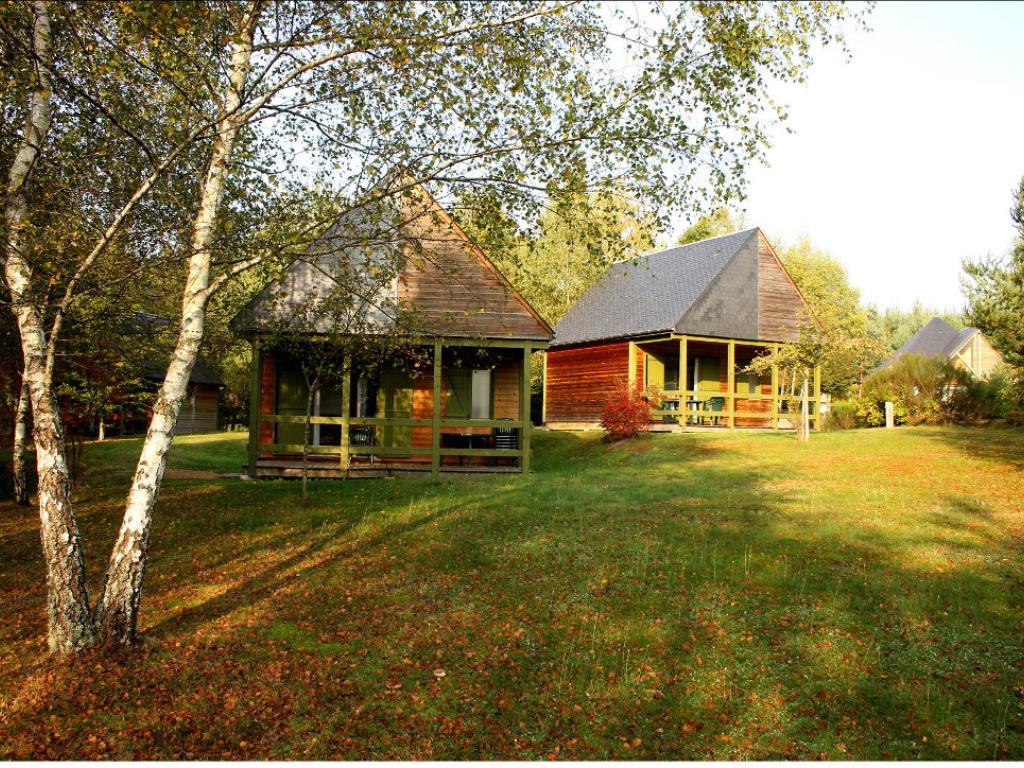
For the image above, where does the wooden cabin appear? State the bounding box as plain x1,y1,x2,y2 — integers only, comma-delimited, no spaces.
879,317,1004,379
233,183,552,478
544,228,820,431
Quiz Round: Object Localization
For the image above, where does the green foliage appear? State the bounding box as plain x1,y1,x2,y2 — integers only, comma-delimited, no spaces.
778,235,883,395
459,184,657,326
862,354,949,426
962,176,1024,369
676,207,743,245
866,302,965,356
823,399,860,430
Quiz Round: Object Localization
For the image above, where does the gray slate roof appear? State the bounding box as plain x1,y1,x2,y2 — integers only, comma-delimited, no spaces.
551,229,759,347
893,317,978,361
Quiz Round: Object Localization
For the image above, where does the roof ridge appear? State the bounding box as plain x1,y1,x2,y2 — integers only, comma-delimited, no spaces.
609,226,760,265
673,229,759,330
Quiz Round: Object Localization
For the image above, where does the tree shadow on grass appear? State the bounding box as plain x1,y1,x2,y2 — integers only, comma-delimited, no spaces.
3,429,1023,759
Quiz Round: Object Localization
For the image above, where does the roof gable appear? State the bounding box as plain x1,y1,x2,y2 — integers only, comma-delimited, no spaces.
233,183,551,342
552,228,757,346
552,227,813,346
676,231,759,338
895,317,961,358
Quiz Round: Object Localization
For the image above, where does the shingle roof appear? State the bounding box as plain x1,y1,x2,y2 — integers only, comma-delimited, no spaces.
551,229,759,347
893,317,978,360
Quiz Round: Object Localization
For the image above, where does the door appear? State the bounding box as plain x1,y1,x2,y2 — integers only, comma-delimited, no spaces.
697,356,720,392
377,368,412,451
276,365,308,447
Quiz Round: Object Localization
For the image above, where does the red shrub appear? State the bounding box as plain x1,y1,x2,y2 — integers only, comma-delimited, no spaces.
600,382,654,441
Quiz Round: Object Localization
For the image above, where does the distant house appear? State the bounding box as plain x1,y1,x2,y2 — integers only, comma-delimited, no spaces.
131,312,223,435
544,228,820,430
232,182,552,478
881,317,1003,379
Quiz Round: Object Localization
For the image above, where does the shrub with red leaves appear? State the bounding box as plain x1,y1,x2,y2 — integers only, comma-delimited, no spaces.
600,382,654,441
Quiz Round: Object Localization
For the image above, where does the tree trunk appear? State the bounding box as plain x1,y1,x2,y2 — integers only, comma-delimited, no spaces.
98,418,105,442
2,2,94,654
93,9,258,647
799,375,810,443
13,377,30,505
302,387,314,508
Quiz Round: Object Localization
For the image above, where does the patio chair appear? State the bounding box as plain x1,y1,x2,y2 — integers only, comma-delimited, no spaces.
704,396,725,425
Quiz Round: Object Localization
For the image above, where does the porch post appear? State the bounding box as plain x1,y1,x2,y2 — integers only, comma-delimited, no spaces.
521,344,532,474
726,340,736,429
541,351,548,426
432,341,442,477
340,354,350,471
678,336,687,426
247,339,260,476
678,336,687,393
770,359,779,431
813,364,822,431
627,341,637,389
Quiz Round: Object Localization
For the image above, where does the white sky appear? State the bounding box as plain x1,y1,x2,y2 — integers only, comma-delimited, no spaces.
721,1,1024,311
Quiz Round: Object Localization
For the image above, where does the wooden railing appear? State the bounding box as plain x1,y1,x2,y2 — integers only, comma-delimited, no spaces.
257,414,524,461
651,389,819,427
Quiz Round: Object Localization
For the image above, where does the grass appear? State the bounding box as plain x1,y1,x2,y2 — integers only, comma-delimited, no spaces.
1,426,1022,759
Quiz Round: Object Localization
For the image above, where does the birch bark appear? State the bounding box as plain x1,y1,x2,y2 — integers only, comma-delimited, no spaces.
12,377,30,505
94,7,259,646
3,1,95,654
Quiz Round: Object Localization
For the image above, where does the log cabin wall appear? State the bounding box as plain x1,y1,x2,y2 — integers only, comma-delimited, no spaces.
398,203,550,340
546,340,631,424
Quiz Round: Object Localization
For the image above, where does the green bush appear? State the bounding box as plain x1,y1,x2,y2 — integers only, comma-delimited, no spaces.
825,399,860,430
861,356,1021,426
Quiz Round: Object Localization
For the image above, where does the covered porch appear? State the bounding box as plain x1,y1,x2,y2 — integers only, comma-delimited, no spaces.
246,339,537,478
632,334,821,430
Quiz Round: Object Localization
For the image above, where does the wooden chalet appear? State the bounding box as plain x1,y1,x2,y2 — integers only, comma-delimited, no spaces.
878,317,1003,379
233,184,552,478
544,228,820,430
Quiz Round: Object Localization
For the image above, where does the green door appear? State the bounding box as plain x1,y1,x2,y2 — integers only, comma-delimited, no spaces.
276,365,309,447
697,356,720,392
377,369,412,451
645,353,665,390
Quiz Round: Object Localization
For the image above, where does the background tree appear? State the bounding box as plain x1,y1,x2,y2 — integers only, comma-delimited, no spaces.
676,207,743,245
459,184,657,326
962,176,1024,369
866,302,964,356
778,234,884,395
748,324,832,442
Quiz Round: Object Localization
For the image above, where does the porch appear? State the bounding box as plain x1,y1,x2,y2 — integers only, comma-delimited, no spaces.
246,339,537,478
632,334,821,430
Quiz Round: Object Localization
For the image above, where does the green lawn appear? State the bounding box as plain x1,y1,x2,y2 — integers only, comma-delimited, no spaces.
1,426,1022,759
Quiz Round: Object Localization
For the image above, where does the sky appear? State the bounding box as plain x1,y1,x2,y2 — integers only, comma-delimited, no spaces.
733,1,1024,312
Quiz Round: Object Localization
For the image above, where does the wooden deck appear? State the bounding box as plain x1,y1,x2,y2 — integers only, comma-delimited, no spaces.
248,458,520,479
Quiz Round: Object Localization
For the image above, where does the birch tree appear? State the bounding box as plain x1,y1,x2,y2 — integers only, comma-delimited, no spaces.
3,0,866,654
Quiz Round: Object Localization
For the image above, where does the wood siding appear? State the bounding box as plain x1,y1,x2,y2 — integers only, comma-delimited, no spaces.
177,384,219,434
757,232,809,343
546,340,630,423
398,197,550,340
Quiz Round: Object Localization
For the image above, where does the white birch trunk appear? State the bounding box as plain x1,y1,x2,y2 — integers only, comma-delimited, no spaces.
2,1,95,654
94,8,258,646
799,375,810,443
13,377,30,505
